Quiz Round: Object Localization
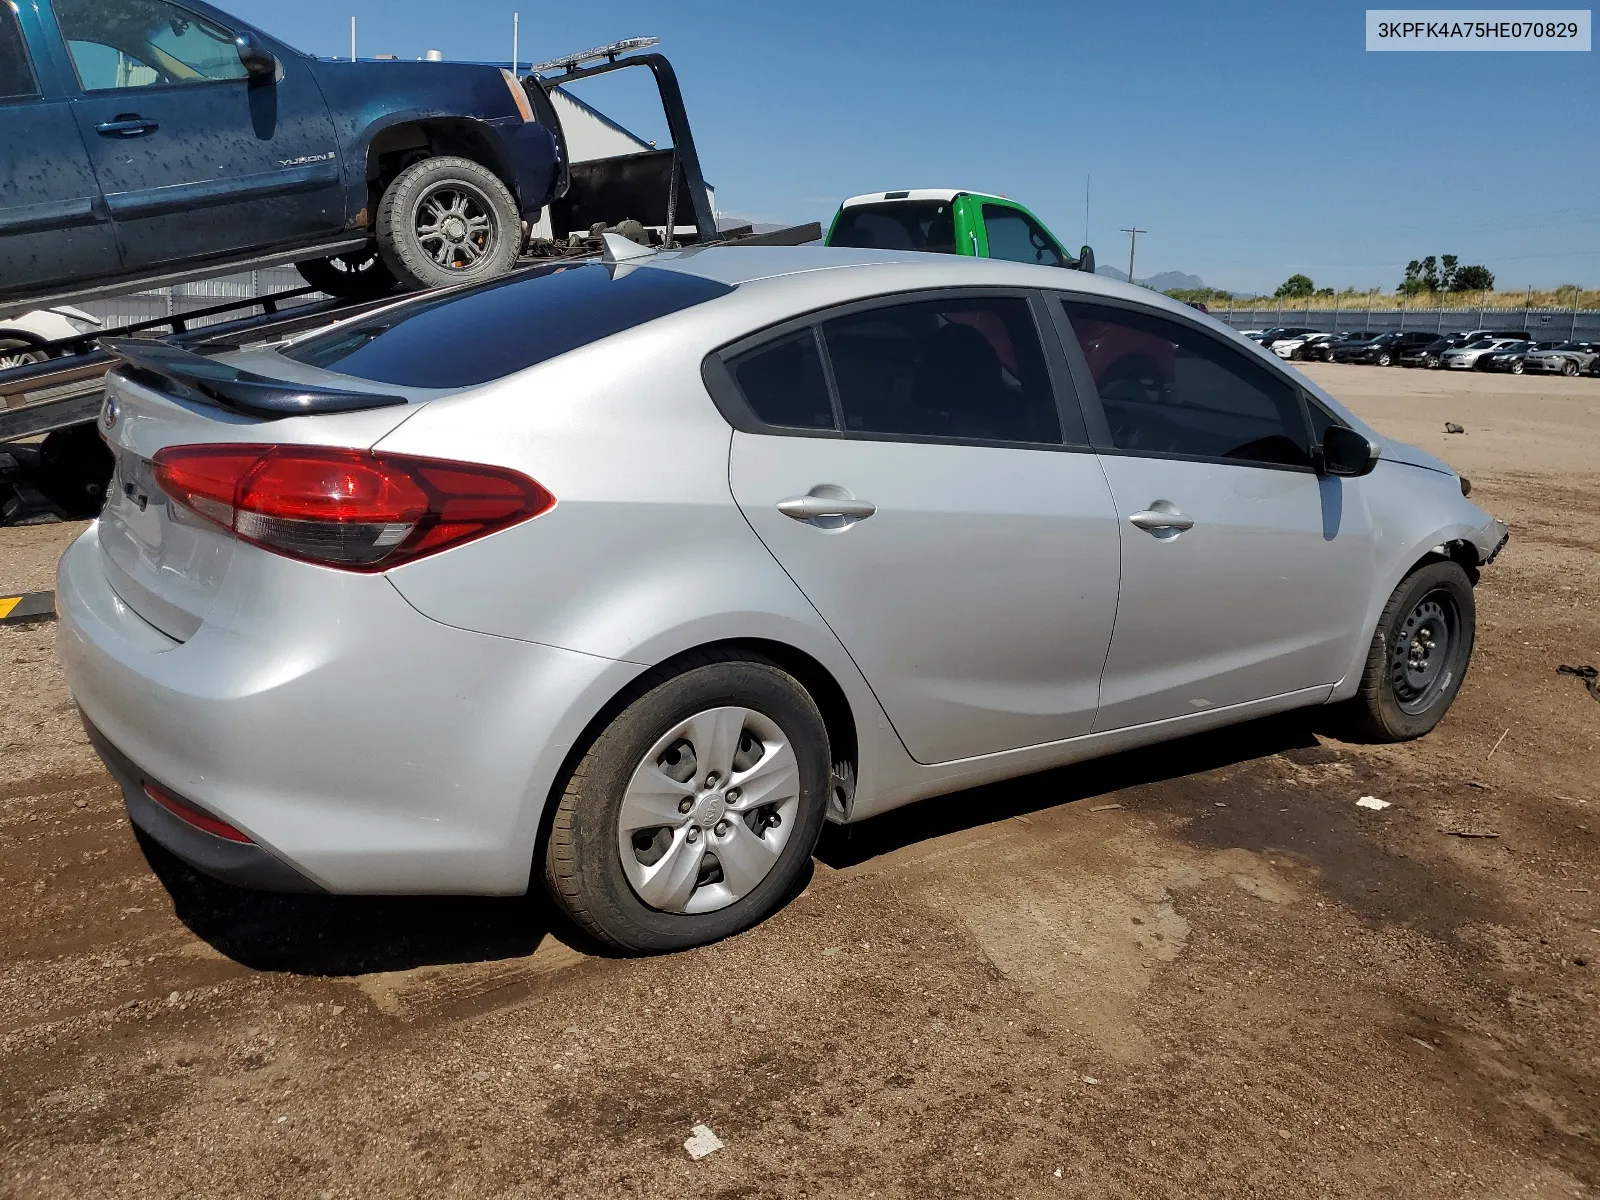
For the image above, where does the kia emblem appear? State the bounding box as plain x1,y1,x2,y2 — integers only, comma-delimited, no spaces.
101,395,118,431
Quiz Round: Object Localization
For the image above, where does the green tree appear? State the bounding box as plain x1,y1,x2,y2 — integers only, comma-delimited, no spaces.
1399,260,1428,295
1275,273,1315,299
1451,264,1495,291
1439,254,1459,291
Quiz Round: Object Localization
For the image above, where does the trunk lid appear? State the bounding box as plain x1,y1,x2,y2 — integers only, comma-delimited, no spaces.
95,347,432,641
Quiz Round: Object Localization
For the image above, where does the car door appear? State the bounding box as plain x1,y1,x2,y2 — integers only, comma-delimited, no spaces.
1053,296,1375,732
49,0,344,271
0,0,120,299
717,291,1122,765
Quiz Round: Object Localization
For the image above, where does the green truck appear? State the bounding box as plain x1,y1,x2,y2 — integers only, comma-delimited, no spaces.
825,189,1094,272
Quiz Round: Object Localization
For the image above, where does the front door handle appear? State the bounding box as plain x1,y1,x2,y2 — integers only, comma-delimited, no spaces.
96,116,159,137
1129,508,1195,532
778,494,877,521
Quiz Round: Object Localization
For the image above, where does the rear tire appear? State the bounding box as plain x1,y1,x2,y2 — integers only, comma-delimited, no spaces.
0,337,48,371
295,249,397,301
376,155,522,291
543,653,831,953
1343,561,1476,742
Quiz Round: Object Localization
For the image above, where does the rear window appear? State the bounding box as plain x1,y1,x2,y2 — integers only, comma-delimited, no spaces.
829,202,956,253
284,263,733,388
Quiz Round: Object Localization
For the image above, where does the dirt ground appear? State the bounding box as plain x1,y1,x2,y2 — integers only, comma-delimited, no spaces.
2,364,1597,1199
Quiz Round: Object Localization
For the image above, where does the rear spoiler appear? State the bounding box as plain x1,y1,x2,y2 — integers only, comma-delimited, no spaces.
101,338,405,419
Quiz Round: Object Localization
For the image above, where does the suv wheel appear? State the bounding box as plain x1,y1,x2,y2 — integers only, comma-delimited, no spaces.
544,653,832,953
1344,561,1476,742
376,156,521,290
295,249,398,301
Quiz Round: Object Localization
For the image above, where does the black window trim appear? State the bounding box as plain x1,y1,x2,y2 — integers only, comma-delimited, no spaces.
1042,290,1322,476
701,286,1095,453
0,0,40,103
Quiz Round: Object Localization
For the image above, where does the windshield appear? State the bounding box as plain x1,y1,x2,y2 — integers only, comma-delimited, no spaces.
829,202,957,253
285,263,733,387
1464,340,1493,349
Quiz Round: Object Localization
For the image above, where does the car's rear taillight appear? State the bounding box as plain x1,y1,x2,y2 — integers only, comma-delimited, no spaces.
151,444,553,570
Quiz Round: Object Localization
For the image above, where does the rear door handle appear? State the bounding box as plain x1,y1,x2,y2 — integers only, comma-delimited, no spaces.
778,495,877,521
96,117,159,137
1129,508,1195,532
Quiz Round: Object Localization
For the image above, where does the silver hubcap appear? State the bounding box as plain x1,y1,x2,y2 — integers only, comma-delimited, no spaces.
618,706,800,915
414,184,495,270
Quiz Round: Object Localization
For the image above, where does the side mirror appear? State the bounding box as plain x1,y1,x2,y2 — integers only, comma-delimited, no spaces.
1321,425,1378,477
1074,244,1096,274
235,31,279,82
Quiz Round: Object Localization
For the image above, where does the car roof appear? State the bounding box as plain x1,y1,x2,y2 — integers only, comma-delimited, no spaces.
839,189,967,207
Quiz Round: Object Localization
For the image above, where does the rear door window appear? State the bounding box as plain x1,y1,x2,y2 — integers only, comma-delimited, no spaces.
983,206,1063,267
1062,299,1311,467
0,4,37,100
829,202,956,253
285,263,733,388
727,331,835,430
822,296,1063,445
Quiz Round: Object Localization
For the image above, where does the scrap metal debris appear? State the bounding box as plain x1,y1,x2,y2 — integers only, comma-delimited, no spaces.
1089,803,1124,812
1441,829,1500,839
1557,664,1600,702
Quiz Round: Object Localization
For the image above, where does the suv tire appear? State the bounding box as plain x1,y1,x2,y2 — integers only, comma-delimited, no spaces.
1343,561,1476,742
376,156,521,291
296,249,398,301
544,653,832,953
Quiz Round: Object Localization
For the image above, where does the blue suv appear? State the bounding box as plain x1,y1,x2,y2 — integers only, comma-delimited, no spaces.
0,0,561,313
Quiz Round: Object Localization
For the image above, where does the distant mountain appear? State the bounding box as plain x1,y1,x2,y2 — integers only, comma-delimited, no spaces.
1096,266,1212,292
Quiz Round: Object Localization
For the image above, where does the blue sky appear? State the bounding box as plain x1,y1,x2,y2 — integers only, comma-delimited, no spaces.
231,0,1599,293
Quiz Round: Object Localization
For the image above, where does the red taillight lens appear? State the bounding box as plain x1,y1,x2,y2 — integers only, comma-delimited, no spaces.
151,444,553,570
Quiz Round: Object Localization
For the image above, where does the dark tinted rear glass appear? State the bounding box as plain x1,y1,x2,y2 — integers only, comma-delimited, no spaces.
729,331,834,429
829,202,956,253
284,264,733,387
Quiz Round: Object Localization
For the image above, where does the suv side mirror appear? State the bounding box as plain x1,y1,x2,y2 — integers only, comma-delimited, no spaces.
1074,244,1096,273
1321,425,1378,477
235,31,279,82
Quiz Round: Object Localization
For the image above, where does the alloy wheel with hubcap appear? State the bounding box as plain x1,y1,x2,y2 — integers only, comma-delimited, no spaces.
618,706,800,914
544,655,831,953
0,338,47,371
376,154,522,291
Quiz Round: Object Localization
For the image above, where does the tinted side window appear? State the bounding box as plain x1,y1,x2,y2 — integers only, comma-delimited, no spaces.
0,6,37,100
1063,300,1311,467
729,331,834,430
55,0,247,91
829,202,956,254
983,206,1063,267
822,297,1062,445
285,263,733,388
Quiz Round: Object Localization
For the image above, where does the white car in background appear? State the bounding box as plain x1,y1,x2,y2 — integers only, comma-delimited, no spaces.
1273,332,1334,361
0,306,102,369
1441,337,1525,370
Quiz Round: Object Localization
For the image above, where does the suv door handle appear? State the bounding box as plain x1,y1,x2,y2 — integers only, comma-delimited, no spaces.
96,117,159,137
778,495,877,521
1129,508,1195,532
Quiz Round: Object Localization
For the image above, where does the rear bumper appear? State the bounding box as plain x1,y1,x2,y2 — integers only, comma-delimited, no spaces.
57,523,641,894
85,717,322,892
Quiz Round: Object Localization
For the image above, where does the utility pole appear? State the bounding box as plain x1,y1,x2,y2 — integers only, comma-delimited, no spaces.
1120,227,1147,287
512,12,519,74
349,15,356,61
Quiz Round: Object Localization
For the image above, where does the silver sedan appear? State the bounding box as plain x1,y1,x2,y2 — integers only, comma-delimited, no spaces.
57,241,1508,952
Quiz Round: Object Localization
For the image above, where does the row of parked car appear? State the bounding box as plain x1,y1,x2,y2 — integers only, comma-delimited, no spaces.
1242,326,1600,377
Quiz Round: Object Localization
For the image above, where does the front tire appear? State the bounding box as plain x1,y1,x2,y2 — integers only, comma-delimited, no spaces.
1344,561,1476,742
1510,360,1524,375
543,653,832,953
295,249,397,301
1376,351,1392,366
1561,359,1578,377
0,337,48,371
376,155,521,291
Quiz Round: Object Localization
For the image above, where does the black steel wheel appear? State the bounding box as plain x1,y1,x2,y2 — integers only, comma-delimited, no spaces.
1343,560,1476,741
